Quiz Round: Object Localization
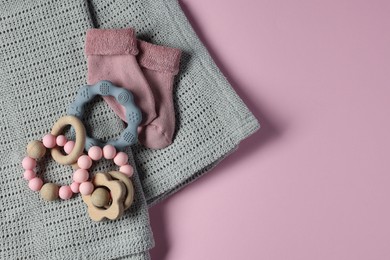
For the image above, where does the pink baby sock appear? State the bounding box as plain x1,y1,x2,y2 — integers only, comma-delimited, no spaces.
137,40,181,149
85,28,156,125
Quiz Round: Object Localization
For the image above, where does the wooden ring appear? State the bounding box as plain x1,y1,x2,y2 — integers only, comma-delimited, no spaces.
50,115,86,165
108,171,134,210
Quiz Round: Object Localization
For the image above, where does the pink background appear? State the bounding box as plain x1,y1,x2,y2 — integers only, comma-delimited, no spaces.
150,0,390,259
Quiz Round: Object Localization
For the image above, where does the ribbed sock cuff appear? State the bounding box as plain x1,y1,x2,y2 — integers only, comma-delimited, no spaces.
85,28,139,56
137,40,182,74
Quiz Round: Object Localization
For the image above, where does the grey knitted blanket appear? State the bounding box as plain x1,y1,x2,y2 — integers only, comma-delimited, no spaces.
0,0,259,259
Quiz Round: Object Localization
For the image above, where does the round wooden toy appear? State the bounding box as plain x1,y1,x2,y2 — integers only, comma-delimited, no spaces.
50,115,86,165
26,140,46,159
40,183,59,201
91,187,111,208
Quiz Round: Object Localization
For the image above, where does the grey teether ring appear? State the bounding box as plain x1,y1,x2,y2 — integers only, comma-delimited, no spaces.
68,80,142,151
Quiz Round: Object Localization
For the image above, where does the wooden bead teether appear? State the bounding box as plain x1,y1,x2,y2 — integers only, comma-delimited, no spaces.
82,173,126,221
22,116,90,201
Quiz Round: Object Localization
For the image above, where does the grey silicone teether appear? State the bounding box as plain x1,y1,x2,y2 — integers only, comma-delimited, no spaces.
68,80,142,151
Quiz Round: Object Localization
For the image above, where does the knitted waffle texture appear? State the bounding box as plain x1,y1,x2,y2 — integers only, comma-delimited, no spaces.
0,1,153,259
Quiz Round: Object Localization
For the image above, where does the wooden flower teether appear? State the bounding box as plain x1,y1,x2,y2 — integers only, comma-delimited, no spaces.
82,173,126,221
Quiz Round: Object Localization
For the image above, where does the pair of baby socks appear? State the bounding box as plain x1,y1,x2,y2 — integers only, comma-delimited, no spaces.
85,28,181,149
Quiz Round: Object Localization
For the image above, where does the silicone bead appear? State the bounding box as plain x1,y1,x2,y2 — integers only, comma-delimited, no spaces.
119,165,134,177
70,182,80,193
77,155,92,170
103,145,116,160
59,186,73,200
64,140,75,154
113,152,128,166
26,140,46,159
42,134,57,148
28,177,43,191
23,170,36,180
22,156,36,170
56,135,67,146
79,182,94,195
88,146,103,161
73,169,89,183
40,183,59,201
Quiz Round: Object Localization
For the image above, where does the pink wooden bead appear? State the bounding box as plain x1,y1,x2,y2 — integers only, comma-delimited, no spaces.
114,152,128,166
42,134,56,148
23,170,36,180
70,182,80,193
59,186,73,200
28,177,43,191
77,155,92,170
79,182,94,195
64,141,75,154
56,135,67,146
88,146,103,161
119,164,134,177
103,145,116,159
73,169,89,183
22,156,36,170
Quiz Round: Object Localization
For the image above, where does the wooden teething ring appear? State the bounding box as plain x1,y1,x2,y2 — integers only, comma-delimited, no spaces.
108,171,134,210
51,115,86,165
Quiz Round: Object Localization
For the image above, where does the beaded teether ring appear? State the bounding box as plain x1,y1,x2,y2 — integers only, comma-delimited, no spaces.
64,144,134,196
68,80,142,151
22,115,135,203
64,142,135,220
22,115,86,201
